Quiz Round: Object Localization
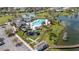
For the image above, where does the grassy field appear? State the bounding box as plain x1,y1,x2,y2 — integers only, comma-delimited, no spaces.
17,30,38,43
36,11,53,18
0,11,28,25
58,12,72,16
0,15,14,24
17,30,38,48
57,10,74,16
39,23,64,45
17,30,27,41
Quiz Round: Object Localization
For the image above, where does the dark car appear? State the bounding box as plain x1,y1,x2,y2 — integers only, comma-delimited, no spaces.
35,42,49,51
27,31,35,36
1,25,6,28
0,38,5,46
15,42,23,47
0,41,5,46
0,38,4,41
4,49,10,51
38,44,49,51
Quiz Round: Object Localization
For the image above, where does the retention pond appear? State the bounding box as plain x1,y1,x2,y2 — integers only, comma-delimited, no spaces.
57,13,79,50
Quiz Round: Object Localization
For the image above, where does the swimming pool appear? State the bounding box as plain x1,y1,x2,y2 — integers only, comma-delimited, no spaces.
32,19,45,26
30,19,47,30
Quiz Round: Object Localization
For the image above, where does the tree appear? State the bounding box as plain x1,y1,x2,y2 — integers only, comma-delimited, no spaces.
5,28,15,37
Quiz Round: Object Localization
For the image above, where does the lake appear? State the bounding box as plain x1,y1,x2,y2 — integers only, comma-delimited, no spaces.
57,13,79,51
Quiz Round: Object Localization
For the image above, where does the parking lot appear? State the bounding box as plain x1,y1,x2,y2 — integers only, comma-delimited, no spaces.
0,25,31,51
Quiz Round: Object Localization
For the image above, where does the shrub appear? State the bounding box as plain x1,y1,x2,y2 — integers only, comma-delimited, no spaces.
5,29,15,37
15,42,23,47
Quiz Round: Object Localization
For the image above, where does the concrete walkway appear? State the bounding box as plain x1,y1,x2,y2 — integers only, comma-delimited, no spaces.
27,38,37,43
53,44,79,49
26,37,39,44
12,25,33,50
15,34,34,50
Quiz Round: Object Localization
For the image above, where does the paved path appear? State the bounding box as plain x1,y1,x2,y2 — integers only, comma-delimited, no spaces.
15,34,34,50
26,37,39,44
12,26,33,50
53,44,79,49
26,38,37,43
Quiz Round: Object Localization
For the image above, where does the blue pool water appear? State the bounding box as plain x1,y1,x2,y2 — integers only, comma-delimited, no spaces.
32,19,45,26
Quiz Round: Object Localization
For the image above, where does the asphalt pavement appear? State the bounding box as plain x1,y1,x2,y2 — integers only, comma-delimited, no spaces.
0,25,31,51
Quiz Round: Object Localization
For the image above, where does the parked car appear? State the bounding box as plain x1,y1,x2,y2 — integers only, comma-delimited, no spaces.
27,31,35,36
35,41,49,51
15,42,23,47
4,49,10,51
0,38,4,41
0,41,5,46
0,38,5,46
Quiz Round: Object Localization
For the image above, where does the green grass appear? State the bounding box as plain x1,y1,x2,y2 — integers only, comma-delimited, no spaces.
35,10,64,47
0,11,27,25
37,21,64,50
17,30,32,43
52,24,64,36
17,30,37,43
0,15,14,24
17,30,39,48
17,30,27,40
36,11,53,18
59,12,71,16
58,10,74,16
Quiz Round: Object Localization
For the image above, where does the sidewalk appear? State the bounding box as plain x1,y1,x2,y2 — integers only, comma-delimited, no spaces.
15,34,34,51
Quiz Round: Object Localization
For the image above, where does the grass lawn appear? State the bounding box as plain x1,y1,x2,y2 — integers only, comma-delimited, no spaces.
36,21,64,50
0,15,14,24
17,30,39,48
58,11,74,16
17,30,38,43
0,11,27,25
32,9,64,49
52,24,64,36
17,30,38,40
36,11,53,18
59,12,71,16
17,30,27,41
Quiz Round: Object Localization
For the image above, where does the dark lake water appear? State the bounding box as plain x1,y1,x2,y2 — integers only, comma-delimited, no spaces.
58,14,79,51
